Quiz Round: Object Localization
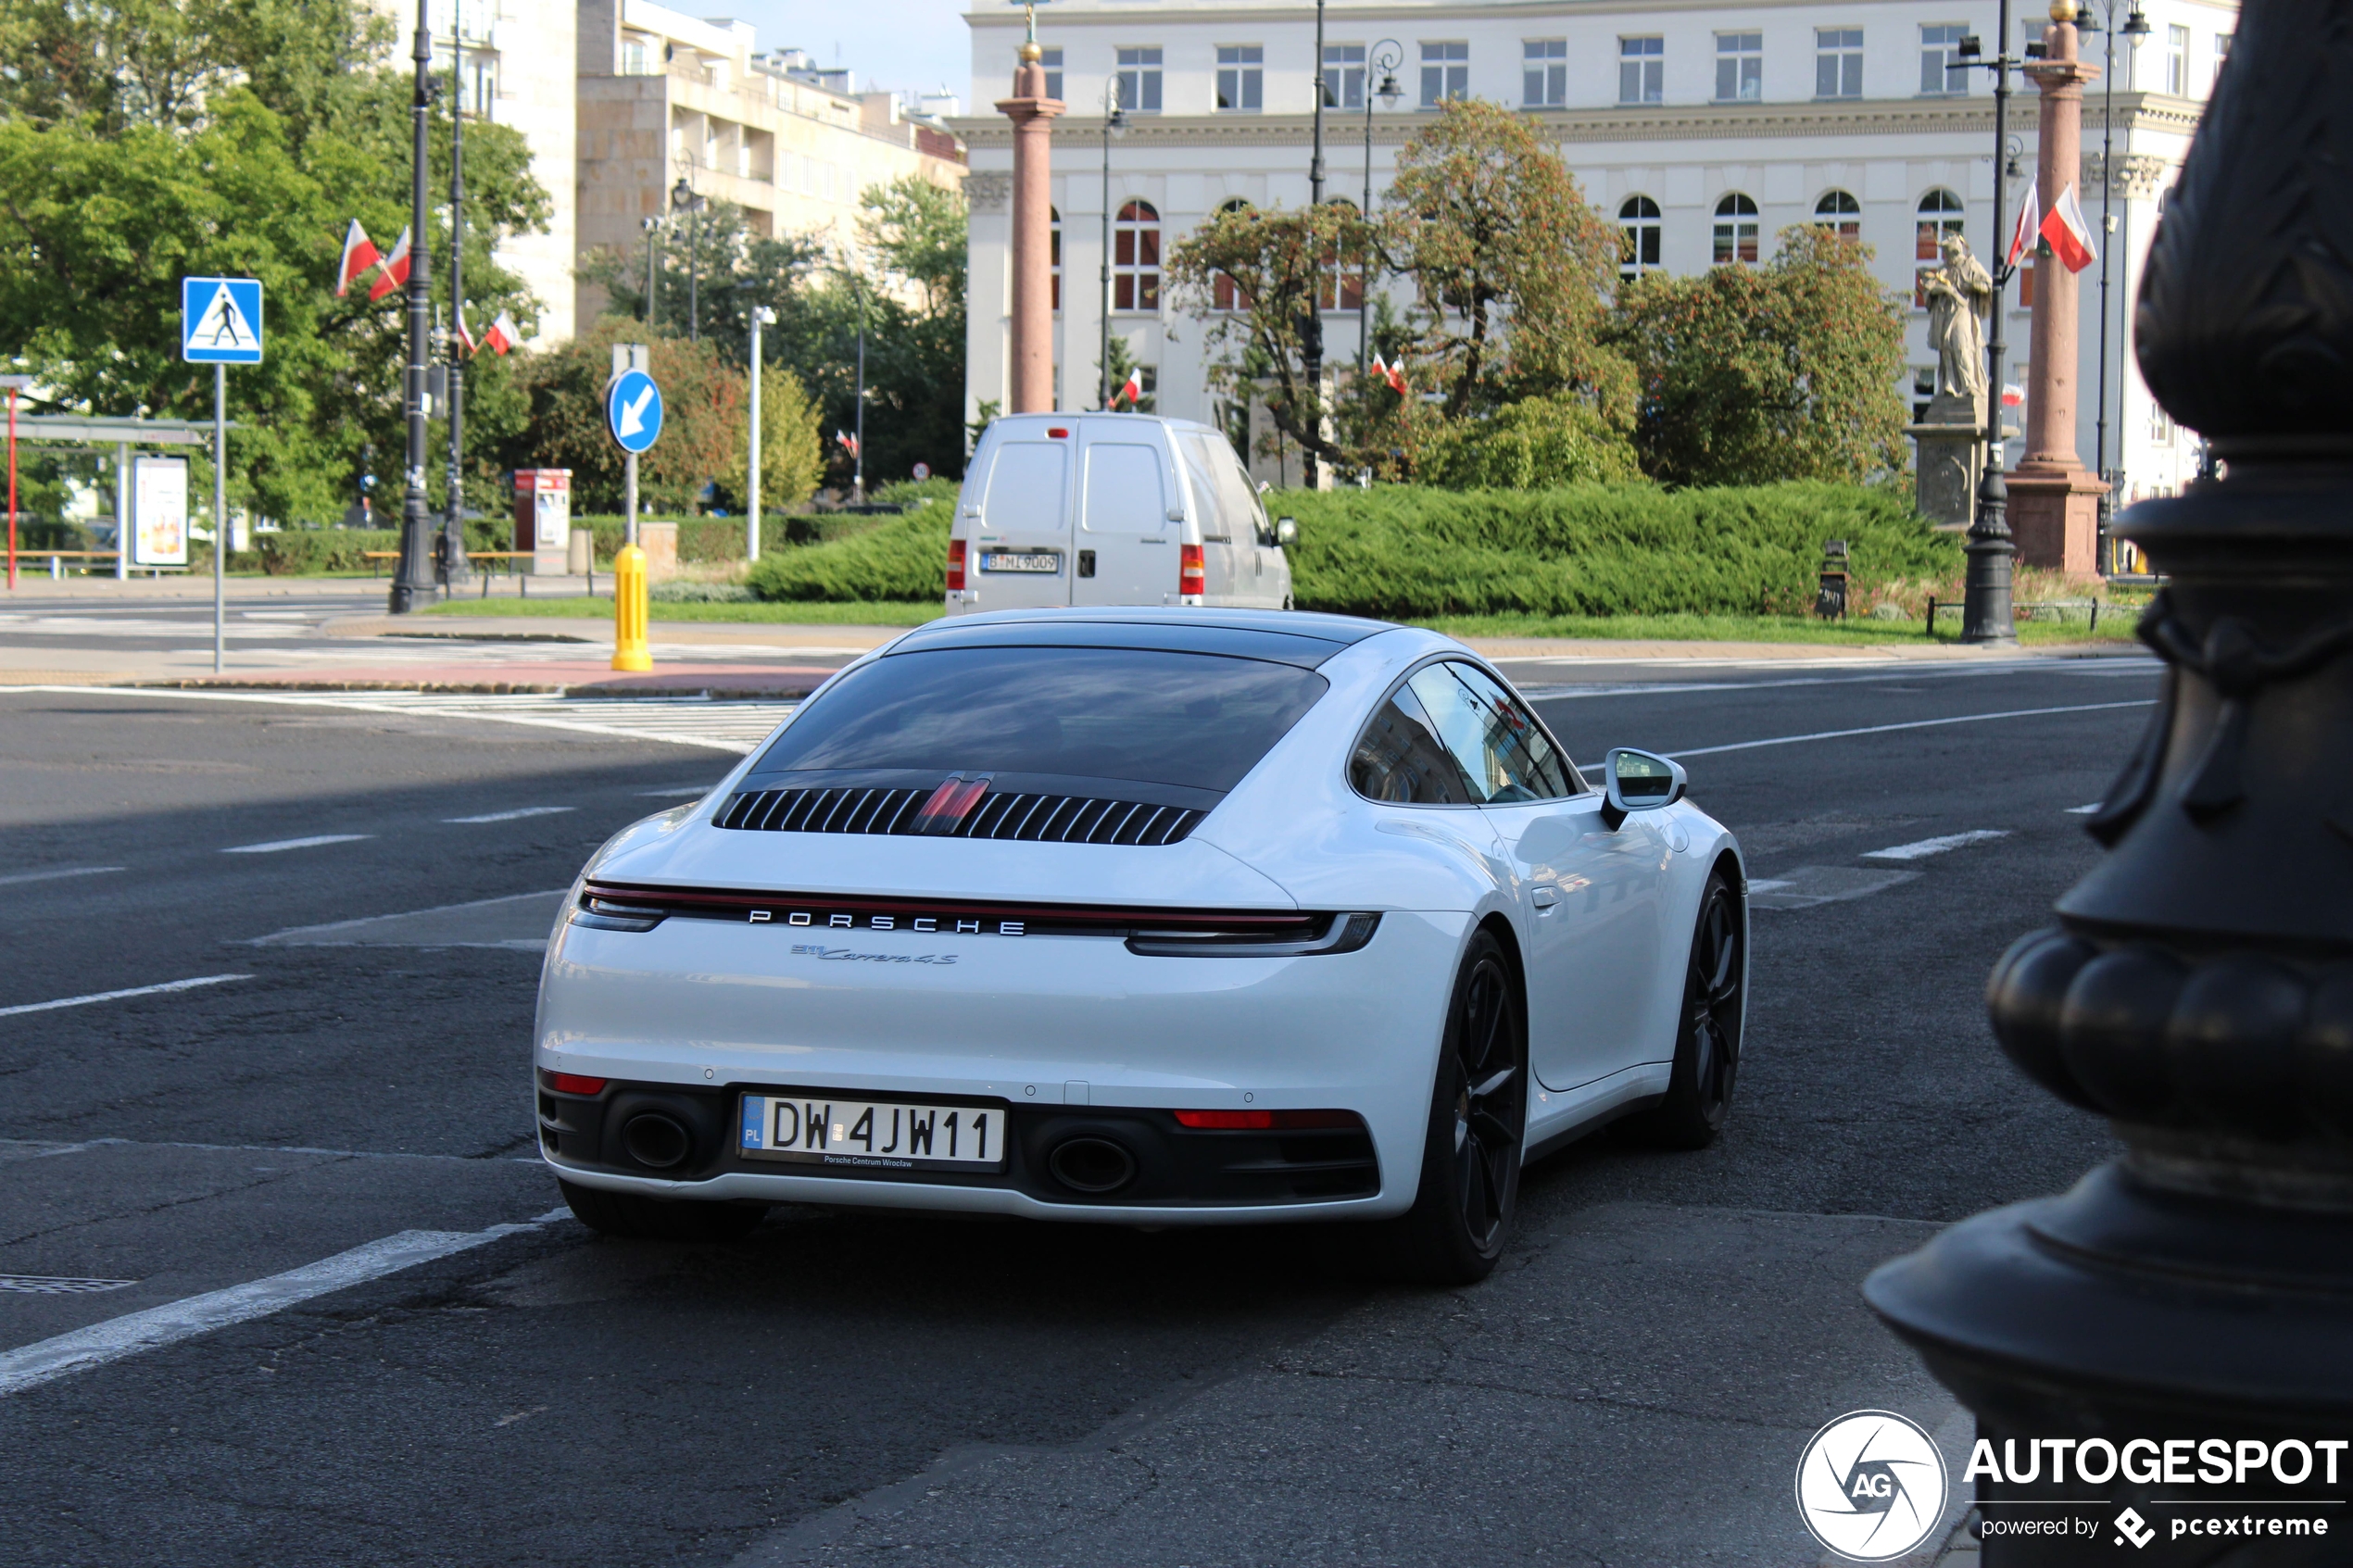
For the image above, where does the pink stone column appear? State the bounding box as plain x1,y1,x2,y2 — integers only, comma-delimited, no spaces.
996,37,1063,413
2008,2,2107,576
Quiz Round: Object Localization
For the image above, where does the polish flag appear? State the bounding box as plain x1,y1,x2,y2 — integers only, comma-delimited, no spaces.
2039,182,2097,273
453,306,478,357
1383,356,1408,395
2005,178,2040,270
334,220,382,297
1116,367,1143,408
1371,352,1390,386
835,429,860,459
482,310,520,356
2001,383,2025,409
369,228,411,302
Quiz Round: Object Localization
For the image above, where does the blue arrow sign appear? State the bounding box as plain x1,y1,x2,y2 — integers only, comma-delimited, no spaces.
606,370,663,454
182,277,263,365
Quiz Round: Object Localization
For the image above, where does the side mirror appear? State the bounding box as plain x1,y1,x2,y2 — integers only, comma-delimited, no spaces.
1276,516,1297,546
1600,746,1686,831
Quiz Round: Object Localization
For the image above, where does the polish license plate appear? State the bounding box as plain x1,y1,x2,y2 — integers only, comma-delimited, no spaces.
978,551,1060,573
739,1094,1006,1173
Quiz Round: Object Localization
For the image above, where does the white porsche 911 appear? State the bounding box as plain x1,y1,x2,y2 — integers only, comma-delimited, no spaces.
535,608,1746,1283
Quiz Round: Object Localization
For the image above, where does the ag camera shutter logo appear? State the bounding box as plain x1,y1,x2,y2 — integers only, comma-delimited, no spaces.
1796,1410,1950,1561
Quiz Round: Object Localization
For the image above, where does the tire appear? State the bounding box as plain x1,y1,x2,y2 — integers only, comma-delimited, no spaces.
1383,930,1528,1286
559,1178,767,1242
1619,871,1744,1150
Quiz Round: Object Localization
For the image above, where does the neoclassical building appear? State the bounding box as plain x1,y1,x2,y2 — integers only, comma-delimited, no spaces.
957,0,2230,501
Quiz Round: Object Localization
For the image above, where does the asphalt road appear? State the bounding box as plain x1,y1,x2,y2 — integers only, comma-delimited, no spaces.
0,650,2161,1567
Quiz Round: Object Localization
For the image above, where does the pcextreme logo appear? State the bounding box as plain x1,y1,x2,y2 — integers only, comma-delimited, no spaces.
1796,1410,1951,1562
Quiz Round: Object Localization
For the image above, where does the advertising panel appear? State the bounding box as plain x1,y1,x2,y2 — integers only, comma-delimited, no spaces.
132,457,189,567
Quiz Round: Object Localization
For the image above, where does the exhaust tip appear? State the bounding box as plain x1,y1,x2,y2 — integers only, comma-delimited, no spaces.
1048,1135,1137,1194
622,1112,693,1170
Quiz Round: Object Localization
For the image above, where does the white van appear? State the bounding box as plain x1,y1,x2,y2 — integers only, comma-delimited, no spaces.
945,413,1295,616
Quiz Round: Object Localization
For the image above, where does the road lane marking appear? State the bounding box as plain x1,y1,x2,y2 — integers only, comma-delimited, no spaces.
2065,802,2103,813
443,806,575,823
248,888,567,948
1861,830,2012,861
0,1222,544,1397
0,866,125,887
221,834,373,854
0,1276,138,1296
1663,700,2157,759
0,973,253,1019
1749,867,1922,909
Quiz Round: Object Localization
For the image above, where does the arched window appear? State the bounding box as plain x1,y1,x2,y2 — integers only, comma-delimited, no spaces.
1212,199,1253,312
1618,195,1662,277
1712,193,1759,266
1915,188,1966,304
1317,197,1365,311
1050,206,1062,311
1813,189,1861,238
1114,199,1161,312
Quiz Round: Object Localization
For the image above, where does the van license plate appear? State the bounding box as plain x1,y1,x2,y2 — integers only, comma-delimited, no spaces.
978,551,1060,573
740,1094,1006,1172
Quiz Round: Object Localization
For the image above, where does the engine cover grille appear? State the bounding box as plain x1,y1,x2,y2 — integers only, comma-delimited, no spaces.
714,785,1203,846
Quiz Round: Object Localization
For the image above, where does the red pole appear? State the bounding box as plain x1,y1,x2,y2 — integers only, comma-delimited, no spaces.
6,388,17,591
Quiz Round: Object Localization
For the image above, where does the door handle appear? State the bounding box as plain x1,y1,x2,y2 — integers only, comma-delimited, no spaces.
1531,887,1560,910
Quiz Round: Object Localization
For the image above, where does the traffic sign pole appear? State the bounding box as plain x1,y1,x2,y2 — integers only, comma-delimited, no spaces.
212,364,225,672
179,277,260,659
605,347,660,674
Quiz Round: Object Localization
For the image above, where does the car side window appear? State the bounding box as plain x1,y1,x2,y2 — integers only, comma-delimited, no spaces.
1349,678,1479,804
1402,663,1572,804
1442,662,1578,800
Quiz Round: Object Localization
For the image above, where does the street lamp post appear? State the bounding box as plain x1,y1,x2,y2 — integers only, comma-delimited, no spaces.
1301,0,1327,487
1951,5,2020,646
441,46,472,590
1097,84,1126,409
748,303,774,560
2082,2,2151,576
388,0,437,616
849,267,867,501
671,176,706,343
640,216,663,325
1868,0,2353,1545
1356,42,1402,384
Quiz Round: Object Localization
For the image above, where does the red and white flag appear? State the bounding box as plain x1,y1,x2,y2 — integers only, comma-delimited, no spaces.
1116,368,1143,408
2039,182,2097,273
334,220,382,297
452,307,477,357
1383,355,1408,395
2001,383,2025,409
482,310,520,356
2005,178,2040,270
369,228,411,302
835,429,860,459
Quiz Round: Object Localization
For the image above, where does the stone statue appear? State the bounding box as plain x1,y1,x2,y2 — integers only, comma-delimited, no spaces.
1921,234,1993,407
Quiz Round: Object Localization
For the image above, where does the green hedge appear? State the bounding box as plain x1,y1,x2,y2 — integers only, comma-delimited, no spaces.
739,482,1957,617
1278,482,1958,618
748,509,951,602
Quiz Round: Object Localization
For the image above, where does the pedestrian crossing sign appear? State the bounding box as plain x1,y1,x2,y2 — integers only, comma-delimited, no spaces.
182,277,264,364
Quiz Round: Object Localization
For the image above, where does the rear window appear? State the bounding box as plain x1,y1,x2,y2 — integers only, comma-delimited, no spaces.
755,646,1328,794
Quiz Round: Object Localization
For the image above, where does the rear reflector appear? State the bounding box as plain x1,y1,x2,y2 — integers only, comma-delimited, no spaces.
1172,1109,1363,1131
549,1073,607,1096
946,537,967,592
1179,542,1206,594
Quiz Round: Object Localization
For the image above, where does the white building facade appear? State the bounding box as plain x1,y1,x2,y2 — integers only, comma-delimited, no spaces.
958,0,2233,505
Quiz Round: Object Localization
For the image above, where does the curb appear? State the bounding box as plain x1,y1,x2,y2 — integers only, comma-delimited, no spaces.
128,680,819,699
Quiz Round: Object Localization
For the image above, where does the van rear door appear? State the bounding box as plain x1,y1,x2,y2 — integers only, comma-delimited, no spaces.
1072,420,1177,607
967,429,1073,610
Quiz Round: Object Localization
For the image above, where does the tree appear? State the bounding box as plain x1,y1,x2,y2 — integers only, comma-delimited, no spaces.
1382,100,1632,424
1609,225,1909,487
0,0,551,525
1414,395,1642,490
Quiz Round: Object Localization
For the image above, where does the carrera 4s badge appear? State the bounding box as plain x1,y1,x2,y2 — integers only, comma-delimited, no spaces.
789,944,960,965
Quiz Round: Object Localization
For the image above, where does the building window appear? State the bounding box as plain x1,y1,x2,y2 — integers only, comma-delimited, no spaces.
1114,198,1161,311
1115,47,1163,113
1216,45,1264,111
1716,33,1762,102
622,36,651,76
2213,33,2232,91
1920,24,1969,94
1816,28,1863,97
1619,195,1662,277
1713,193,1759,264
1913,366,1937,421
1050,207,1061,311
1814,189,1861,237
2018,261,2035,308
1524,40,1567,107
2151,402,2175,445
1619,36,1664,104
1420,42,1468,107
1317,199,1365,311
2166,24,2189,94
1040,46,1063,101
1325,44,1365,108
1915,187,1967,304
1212,201,1254,311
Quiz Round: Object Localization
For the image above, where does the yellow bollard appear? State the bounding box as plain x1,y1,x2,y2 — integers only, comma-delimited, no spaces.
610,543,652,671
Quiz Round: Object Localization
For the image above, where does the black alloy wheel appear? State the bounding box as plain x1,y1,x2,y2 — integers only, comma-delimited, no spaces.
1622,870,1743,1149
560,1178,768,1242
1387,929,1527,1286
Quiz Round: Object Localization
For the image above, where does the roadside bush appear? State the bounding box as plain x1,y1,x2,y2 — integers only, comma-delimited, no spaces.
747,508,950,601
1277,482,1957,618
574,517,757,566
1413,395,1642,491
247,524,501,574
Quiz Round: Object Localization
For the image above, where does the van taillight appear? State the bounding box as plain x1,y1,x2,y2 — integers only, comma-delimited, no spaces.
1179,543,1205,595
947,538,967,591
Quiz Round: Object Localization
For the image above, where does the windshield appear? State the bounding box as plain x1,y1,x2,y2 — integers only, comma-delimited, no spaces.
755,646,1329,794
